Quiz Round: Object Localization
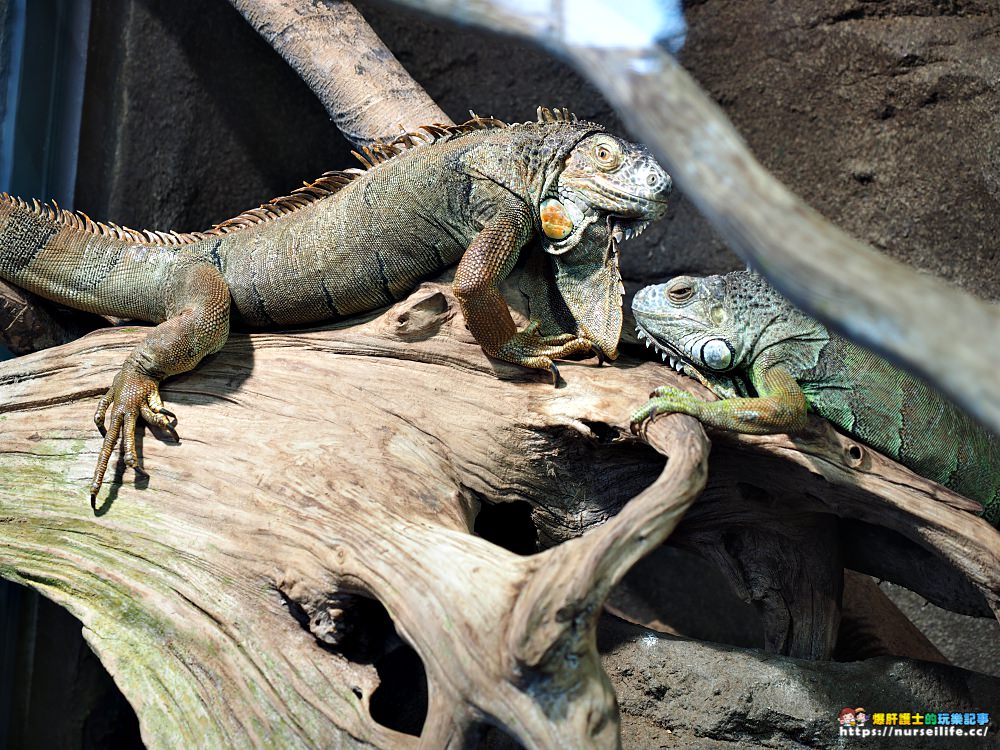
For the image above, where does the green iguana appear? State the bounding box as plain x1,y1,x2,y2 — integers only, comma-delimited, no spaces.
628,270,1000,526
0,107,671,502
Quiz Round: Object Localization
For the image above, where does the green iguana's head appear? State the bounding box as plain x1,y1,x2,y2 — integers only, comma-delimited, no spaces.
540,132,672,248
528,110,672,360
632,271,808,397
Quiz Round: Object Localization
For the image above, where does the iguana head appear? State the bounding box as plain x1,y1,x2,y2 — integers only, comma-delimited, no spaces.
541,132,671,248
633,274,748,379
528,109,672,360
631,271,827,397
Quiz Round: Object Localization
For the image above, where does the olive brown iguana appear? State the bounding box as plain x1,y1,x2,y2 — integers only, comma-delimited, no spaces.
0,107,671,502
628,270,1000,526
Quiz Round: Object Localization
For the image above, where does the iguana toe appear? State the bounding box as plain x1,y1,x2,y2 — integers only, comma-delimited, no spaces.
629,403,655,435
630,387,705,436
496,324,593,373
91,368,171,503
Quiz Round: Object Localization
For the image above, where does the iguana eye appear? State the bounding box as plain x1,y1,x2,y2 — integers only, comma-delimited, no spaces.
593,141,622,171
700,338,734,371
667,281,694,304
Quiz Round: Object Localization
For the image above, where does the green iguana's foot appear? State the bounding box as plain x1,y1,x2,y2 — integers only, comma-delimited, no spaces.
629,386,701,435
91,367,175,505
497,321,593,385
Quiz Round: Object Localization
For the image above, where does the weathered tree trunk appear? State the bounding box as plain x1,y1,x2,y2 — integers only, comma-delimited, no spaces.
1,281,997,747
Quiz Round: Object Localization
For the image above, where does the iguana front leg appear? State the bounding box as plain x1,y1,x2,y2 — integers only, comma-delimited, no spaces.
454,203,592,382
630,364,808,435
91,261,230,504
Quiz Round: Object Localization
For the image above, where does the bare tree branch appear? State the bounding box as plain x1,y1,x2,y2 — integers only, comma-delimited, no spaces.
228,0,452,146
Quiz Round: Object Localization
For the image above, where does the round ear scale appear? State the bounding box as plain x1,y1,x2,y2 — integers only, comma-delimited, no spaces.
540,198,574,240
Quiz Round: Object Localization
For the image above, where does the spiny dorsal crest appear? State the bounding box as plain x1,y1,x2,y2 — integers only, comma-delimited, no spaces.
1,108,589,246
350,113,508,169
536,106,577,123
350,107,587,168
1,169,361,246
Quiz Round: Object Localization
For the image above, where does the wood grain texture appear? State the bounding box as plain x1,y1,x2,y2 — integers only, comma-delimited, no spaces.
1,280,996,747
229,0,453,147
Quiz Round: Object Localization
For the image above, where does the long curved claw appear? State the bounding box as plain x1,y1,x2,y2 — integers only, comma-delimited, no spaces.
89,368,173,505
140,404,178,440
495,321,594,382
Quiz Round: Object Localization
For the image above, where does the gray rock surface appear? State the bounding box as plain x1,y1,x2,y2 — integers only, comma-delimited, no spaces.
601,615,999,750
680,0,1000,300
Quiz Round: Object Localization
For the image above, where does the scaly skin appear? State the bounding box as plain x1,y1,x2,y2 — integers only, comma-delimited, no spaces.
629,271,1000,527
0,108,671,502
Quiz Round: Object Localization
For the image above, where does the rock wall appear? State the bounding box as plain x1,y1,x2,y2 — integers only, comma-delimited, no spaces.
681,0,1000,298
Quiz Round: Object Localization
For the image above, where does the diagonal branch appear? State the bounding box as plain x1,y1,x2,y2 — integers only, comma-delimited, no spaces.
228,0,452,147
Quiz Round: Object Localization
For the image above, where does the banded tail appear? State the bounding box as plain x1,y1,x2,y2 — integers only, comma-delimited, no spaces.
0,193,184,322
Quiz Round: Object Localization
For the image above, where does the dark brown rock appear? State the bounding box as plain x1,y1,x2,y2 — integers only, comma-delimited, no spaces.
601,614,1000,750
680,0,1000,299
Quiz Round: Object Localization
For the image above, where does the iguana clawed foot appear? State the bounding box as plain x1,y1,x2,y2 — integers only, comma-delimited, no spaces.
629,386,700,435
497,320,594,384
91,364,176,504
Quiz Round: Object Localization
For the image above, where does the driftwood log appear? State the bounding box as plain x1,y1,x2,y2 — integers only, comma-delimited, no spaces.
6,0,1000,438
3,1,1000,747
1,280,998,747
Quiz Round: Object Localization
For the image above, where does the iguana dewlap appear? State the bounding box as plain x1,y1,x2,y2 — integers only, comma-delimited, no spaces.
629,270,1000,527
0,108,671,502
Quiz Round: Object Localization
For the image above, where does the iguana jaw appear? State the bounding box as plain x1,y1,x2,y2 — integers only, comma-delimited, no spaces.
634,320,716,386
610,215,653,244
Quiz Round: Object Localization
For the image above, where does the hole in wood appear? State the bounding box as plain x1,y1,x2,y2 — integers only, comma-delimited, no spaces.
368,636,428,736
581,419,618,445
474,499,538,555
474,723,526,749
846,444,864,464
283,589,430,735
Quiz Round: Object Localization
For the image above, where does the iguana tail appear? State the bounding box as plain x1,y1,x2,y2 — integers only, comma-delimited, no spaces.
0,193,186,322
